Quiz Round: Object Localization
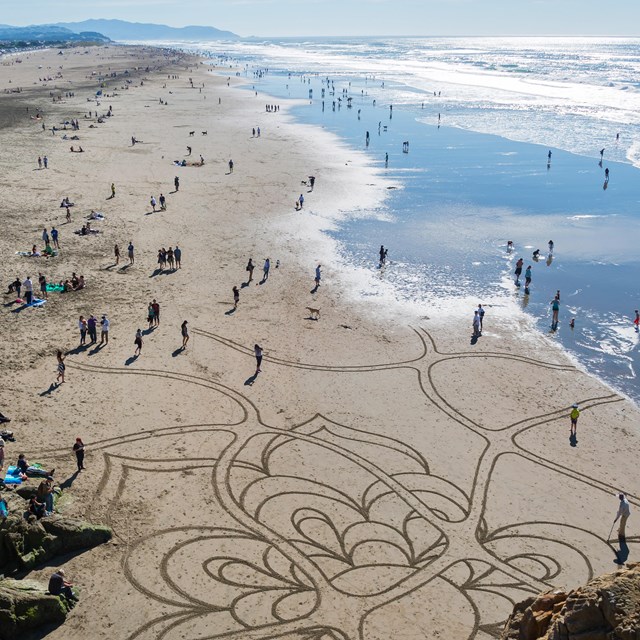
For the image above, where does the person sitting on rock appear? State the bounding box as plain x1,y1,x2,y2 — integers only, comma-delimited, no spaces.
28,495,46,519
48,569,77,601
36,478,55,514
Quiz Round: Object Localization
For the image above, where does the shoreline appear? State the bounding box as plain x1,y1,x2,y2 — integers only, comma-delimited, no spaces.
1,44,639,640
224,61,640,407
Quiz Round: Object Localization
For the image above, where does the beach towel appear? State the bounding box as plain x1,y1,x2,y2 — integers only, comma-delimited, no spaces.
46,284,64,292
4,466,22,484
0,499,8,516
27,299,46,307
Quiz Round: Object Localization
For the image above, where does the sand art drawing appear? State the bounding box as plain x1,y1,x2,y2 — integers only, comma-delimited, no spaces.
34,327,634,640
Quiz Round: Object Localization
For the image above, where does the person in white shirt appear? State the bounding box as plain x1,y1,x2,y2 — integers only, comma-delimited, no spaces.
23,276,33,304
614,493,631,538
100,315,110,345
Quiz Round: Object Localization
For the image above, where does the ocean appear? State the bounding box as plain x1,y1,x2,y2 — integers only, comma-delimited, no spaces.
184,36,640,404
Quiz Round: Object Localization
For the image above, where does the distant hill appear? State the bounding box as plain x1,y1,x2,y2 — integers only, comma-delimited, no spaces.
54,19,238,42
0,24,110,43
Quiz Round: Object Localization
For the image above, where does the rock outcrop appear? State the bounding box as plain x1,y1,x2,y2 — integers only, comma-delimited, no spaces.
0,578,70,639
0,490,112,574
501,562,640,639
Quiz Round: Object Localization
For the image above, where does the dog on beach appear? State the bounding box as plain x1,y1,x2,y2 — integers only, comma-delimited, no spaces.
189,131,195,136
306,307,321,320
201,131,208,136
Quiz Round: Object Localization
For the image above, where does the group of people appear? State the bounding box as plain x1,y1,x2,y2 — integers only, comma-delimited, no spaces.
155,245,182,272
472,304,485,337
77,314,110,347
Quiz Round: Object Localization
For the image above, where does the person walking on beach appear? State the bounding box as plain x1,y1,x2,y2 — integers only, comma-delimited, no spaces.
299,194,304,208
551,295,560,328
181,320,189,349
43,156,48,169
111,183,116,198
38,156,42,169
246,258,255,281
134,329,143,356
73,438,85,471
100,315,110,345
570,403,580,435
263,258,270,281
478,304,485,331
114,244,120,265
228,159,234,173
128,242,134,265
233,286,239,309
78,315,87,346
174,176,180,192
159,193,166,210
150,195,157,212
147,302,155,329
56,351,66,384
315,264,322,288
514,258,523,286
254,343,263,374
152,299,160,326
51,227,59,249
87,314,97,344
379,245,386,265
472,310,481,337
614,493,631,539
174,244,182,268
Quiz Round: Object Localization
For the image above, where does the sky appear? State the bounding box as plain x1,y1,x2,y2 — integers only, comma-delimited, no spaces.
4,0,640,38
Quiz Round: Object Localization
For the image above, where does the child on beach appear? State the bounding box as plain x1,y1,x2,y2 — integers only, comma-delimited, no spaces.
56,351,65,384
181,321,189,349
254,344,263,374
134,329,143,356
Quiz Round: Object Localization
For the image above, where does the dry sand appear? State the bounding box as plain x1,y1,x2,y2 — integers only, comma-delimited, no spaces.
1,45,639,640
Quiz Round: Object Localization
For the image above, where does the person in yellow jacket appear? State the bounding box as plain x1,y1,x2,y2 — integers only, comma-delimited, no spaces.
570,404,580,435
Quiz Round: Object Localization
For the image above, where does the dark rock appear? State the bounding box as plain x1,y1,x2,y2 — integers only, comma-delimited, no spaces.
0,578,69,639
501,563,640,640
0,506,111,574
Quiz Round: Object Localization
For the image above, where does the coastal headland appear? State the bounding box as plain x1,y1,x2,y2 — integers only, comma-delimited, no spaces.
0,45,639,640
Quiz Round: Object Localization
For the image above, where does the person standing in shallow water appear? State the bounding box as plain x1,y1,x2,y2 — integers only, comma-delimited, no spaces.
514,258,523,285
551,295,560,328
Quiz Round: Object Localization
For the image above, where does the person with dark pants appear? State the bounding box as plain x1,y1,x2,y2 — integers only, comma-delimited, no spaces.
73,438,85,471
48,569,77,601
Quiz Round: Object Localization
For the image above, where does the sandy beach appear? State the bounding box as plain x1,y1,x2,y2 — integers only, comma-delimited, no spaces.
1,44,640,640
